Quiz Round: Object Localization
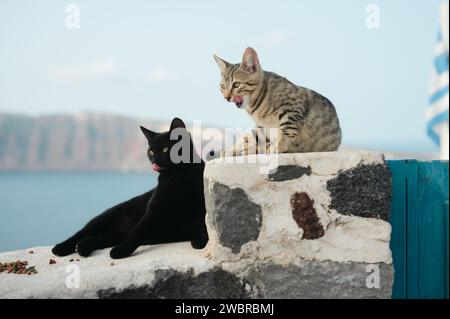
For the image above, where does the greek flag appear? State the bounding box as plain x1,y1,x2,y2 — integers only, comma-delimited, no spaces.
426,3,449,151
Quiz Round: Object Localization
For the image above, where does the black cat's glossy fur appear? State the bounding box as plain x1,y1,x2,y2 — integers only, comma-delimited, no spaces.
52,118,208,259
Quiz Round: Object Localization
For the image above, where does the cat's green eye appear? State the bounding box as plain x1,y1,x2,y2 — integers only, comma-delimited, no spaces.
232,82,241,89
220,83,225,90
162,147,169,153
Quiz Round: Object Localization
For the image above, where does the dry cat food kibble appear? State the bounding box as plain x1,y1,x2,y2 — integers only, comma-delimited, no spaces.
49,259,56,264
0,260,37,275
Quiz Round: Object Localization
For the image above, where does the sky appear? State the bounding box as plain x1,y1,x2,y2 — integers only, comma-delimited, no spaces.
0,0,446,152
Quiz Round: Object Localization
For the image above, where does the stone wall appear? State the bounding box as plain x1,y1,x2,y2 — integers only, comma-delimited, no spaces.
0,151,393,299
202,151,393,298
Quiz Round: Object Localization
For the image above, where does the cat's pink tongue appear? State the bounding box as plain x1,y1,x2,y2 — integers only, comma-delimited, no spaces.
233,96,243,108
152,163,161,172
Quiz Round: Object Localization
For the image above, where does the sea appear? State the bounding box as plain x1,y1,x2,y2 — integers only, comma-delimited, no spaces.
0,172,158,253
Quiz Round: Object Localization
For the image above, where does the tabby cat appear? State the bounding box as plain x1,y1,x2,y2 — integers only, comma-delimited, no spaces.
52,118,208,259
214,47,342,156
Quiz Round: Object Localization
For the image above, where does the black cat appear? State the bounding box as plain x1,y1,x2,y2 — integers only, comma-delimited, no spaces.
52,118,209,259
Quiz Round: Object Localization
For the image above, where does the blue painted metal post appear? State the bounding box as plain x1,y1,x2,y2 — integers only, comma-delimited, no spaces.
388,160,449,299
416,161,449,298
388,160,408,299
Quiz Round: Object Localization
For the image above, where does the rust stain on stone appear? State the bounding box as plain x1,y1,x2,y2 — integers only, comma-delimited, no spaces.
290,192,324,240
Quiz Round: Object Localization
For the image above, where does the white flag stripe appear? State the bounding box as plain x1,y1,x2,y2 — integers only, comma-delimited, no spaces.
435,41,447,55
429,69,449,94
426,92,449,120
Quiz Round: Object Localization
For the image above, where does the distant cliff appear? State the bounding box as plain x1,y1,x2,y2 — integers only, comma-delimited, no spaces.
0,113,170,172
0,113,432,172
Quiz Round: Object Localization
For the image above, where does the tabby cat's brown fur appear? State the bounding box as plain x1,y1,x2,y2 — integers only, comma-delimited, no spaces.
214,47,342,156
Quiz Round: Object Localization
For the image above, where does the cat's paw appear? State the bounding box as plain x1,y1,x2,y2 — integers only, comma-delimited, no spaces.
269,143,291,154
76,238,96,257
242,146,251,156
52,242,76,257
110,244,135,259
268,144,278,154
191,237,208,249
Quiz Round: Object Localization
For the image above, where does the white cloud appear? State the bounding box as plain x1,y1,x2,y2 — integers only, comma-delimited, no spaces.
261,32,288,49
48,59,118,83
147,68,180,83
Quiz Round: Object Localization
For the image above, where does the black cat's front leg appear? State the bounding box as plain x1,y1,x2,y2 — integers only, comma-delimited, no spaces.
190,218,209,249
52,209,114,257
109,242,140,259
190,235,208,249
52,231,85,256
110,208,155,259
77,234,123,257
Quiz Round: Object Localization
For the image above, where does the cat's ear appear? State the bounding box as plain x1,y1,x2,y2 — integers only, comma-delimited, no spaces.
241,47,260,74
170,118,186,132
140,126,157,143
213,54,230,73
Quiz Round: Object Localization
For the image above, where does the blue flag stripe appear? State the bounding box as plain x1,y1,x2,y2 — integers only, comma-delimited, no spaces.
429,85,449,104
434,53,449,74
427,110,450,145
